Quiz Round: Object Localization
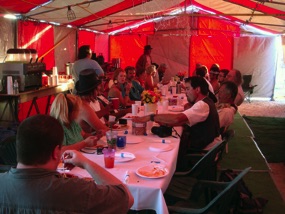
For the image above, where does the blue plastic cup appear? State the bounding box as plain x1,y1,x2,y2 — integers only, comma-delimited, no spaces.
116,136,126,149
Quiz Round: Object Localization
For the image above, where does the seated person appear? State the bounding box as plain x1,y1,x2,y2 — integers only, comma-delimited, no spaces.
125,66,144,101
144,65,157,90
216,81,238,132
76,69,131,123
108,68,134,108
209,63,220,94
133,76,221,171
50,93,108,152
0,114,133,212
225,69,245,106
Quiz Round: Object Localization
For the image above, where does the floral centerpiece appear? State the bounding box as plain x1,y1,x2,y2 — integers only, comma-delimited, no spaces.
175,71,187,81
141,89,161,104
141,89,161,113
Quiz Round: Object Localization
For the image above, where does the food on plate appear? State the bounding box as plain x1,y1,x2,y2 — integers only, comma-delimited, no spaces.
138,166,167,177
125,115,139,119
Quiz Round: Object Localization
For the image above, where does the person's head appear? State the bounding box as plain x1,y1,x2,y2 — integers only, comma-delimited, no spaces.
184,76,209,104
146,65,156,76
144,45,153,55
76,69,102,98
125,66,136,81
195,65,208,78
113,68,126,84
78,45,92,59
16,114,64,167
218,81,238,104
50,93,82,127
226,69,242,86
209,63,220,80
158,63,167,73
218,69,230,84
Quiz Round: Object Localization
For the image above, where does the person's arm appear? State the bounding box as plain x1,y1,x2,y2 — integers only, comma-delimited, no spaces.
81,102,109,133
61,136,98,153
63,150,134,208
132,113,188,126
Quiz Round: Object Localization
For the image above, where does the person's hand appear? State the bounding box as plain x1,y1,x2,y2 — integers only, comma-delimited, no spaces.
62,150,88,168
84,135,98,147
125,82,132,92
132,115,150,123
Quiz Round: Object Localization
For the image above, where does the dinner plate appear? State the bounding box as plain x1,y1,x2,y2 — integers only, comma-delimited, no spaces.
168,106,184,112
149,144,173,152
115,152,136,163
127,136,143,144
111,124,129,131
136,164,169,179
122,113,139,120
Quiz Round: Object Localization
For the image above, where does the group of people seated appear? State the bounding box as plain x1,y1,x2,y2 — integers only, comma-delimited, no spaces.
0,45,245,212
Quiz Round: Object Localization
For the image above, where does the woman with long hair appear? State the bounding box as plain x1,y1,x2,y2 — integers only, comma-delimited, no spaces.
108,68,134,108
50,93,108,152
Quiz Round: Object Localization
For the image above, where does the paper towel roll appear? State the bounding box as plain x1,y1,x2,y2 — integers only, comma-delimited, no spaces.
52,75,58,86
7,76,13,95
52,66,58,76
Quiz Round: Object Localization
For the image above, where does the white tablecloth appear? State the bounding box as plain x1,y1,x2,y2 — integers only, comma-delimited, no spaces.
70,125,180,214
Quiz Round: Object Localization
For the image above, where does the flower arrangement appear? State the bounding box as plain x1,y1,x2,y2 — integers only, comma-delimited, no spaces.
141,89,161,104
175,71,187,81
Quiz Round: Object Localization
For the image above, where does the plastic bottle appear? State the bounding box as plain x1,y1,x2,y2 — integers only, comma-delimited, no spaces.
13,79,19,94
176,81,181,94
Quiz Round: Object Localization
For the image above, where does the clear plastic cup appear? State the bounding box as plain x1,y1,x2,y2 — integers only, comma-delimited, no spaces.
103,148,115,168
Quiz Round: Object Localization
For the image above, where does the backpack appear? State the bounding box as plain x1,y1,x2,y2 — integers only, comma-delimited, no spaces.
219,169,268,214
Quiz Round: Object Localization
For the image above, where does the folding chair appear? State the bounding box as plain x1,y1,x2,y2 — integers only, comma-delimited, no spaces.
167,167,251,214
242,75,257,103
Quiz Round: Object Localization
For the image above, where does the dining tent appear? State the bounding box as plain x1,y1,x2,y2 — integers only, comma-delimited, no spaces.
0,0,285,101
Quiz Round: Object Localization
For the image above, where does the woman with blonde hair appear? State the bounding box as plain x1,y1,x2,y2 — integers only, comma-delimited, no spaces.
144,65,157,90
50,93,108,152
108,68,134,108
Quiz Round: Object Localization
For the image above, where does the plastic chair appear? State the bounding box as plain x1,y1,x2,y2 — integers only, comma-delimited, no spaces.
242,75,257,103
0,135,17,172
167,167,251,214
165,141,227,202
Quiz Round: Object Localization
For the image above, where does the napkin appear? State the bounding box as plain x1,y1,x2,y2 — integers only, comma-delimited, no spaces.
124,170,130,184
153,139,171,144
115,153,135,159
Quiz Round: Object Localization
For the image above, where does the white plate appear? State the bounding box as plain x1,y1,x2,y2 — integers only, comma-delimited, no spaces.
122,113,140,120
168,106,184,112
149,144,173,152
136,164,169,179
127,136,143,144
115,152,136,163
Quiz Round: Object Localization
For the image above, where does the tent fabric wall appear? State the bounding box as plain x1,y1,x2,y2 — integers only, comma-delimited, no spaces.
109,35,147,69
0,18,14,62
94,34,109,64
189,35,234,76
54,27,76,74
149,35,190,82
18,21,55,70
78,31,96,52
233,36,278,98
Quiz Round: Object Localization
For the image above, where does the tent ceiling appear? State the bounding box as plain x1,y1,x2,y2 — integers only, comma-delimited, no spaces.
1,0,285,34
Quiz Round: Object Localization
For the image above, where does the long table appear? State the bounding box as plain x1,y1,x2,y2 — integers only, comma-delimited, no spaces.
69,120,181,213
0,81,74,124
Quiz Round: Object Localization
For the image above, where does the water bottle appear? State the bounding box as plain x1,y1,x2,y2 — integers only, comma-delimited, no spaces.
13,79,19,94
176,81,181,94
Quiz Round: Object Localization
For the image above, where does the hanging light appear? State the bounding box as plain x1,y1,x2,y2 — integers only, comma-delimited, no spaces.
67,6,76,20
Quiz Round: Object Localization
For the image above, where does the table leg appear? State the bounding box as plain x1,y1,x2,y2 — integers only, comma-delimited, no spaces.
27,97,40,118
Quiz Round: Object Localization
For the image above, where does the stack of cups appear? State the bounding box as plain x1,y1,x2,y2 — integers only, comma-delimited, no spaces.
7,76,13,95
52,66,58,86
